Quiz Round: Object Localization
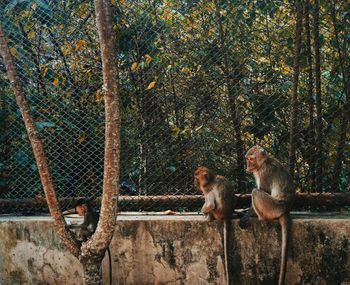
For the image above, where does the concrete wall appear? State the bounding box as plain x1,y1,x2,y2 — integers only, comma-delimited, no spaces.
1,214,350,285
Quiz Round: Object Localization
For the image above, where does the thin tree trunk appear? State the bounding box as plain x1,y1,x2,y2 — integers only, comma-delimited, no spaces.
289,0,303,175
313,0,323,192
214,0,246,192
329,0,350,192
80,0,121,283
304,0,316,192
0,26,80,258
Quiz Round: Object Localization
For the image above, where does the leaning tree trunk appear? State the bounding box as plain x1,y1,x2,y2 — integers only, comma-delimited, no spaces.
289,0,303,175
0,26,80,258
80,0,121,283
1,0,120,282
313,0,324,192
304,0,316,192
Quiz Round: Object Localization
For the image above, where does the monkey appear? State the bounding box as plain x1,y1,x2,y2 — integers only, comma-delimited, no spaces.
194,166,236,285
63,199,99,243
63,199,112,285
239,146,295,285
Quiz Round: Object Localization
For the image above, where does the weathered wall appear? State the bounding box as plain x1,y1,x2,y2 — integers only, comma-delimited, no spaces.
0,214,350,285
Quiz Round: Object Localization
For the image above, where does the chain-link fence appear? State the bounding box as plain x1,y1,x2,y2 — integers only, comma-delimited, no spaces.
0,0,349,214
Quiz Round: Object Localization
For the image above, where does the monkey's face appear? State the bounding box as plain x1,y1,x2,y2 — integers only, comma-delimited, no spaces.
76,204,88,217
245,146,267,172
194,166,214,191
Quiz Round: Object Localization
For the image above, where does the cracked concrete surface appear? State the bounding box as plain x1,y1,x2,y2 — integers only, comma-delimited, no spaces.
1,213,350,284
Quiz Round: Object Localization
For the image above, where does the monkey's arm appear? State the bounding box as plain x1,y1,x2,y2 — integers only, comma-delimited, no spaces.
67,223,85,229
251,189,287,221
201,192,216,214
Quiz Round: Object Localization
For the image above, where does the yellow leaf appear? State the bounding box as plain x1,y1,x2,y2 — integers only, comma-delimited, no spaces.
131,62,139,72
95,90,104,103
181,127,191,135
181,67,192,76
145,54,152,65
78,133,86,144
171,126,180,137
10,47,17,56
75,39,86,51
27,31,35,40
21,10,31,17
146,81,156,90
42,67,49,77
53,78,59,86
111,0,116,4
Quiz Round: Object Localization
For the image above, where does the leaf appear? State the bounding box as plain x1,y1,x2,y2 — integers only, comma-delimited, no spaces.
75,39,86,51
10,47,17,56
181,67,192,76
36,121,55,130
95,90,104,103
171,126,180,137
27,31,35,40
181,127,191,135
53,78,59,86
79,132,86,144
131,62,139,72
35,0,50,10
145,54,152,65
146,81,156,90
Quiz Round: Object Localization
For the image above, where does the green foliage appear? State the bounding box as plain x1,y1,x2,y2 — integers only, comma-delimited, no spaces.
0,0,349,208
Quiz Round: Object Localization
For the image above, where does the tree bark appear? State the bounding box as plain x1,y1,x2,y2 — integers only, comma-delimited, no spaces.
304,0,316,192
80,0,121,283
0,26,80,258
313,0,324,192
289,0,303,175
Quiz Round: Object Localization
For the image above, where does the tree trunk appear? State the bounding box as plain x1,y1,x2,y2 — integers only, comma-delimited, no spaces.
81,0,121,282
304,0,316,192
214,0,246,192
313,0,323,192
289,0,303,175
0,25,80,258
329,0,350,192
81,256,104,285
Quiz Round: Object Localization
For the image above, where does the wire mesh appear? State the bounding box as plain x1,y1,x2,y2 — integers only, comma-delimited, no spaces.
0,0,349,214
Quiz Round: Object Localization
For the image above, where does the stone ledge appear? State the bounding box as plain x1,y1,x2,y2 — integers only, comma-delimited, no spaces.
1,214,350,285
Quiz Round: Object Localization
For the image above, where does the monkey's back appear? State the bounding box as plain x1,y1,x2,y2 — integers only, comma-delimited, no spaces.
260,157,295,202
211,176,236,220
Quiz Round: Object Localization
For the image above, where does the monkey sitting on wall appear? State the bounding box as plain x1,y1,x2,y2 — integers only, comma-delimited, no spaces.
194,166,236,285
240,146,295,285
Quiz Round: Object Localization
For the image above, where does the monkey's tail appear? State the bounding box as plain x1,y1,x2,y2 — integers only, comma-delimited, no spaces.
107,247,112,285
278,214,289,285
224,220,231,285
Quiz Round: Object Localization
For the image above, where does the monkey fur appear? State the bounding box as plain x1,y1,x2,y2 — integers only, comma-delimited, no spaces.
194,166,236,285
240,146,295,285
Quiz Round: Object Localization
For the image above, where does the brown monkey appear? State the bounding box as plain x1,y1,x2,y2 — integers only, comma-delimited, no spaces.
63,199,99,242
239,146,295,285
194,166,236,285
